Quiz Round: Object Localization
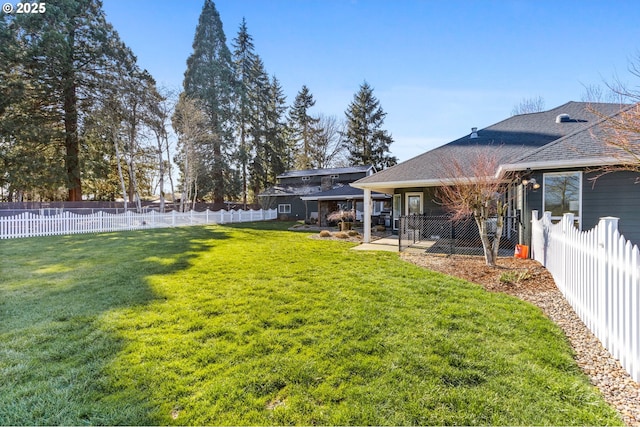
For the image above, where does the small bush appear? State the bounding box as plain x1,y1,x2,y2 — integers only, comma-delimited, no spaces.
347,230,359,237
319,230,332,238
375,225,386,232
334,232,349,239
499,270,531,285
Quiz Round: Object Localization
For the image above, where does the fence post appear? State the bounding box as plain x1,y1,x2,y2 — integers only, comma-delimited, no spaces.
531,210,539,264
561,213,574,291
598,216,619,350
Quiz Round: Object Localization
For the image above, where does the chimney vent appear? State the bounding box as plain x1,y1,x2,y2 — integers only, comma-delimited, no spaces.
470,127,478,139
555,113,571,123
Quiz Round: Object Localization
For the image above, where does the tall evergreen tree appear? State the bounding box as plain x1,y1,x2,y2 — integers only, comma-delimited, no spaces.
344,81,397,170
6,0,135,201
183,0,235,205
232,18,257,207
247,57,271,200
289,85,319,170
264,76,291,184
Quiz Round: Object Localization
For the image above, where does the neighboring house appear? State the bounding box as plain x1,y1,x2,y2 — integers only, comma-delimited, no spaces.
300,185,391,227
259,165,375,221
351,101,640,246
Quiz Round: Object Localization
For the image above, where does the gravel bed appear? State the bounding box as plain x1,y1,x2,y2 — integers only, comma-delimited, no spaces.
401,253,640,426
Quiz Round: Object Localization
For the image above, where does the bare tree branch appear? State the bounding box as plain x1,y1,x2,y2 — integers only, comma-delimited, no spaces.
435,149,516,266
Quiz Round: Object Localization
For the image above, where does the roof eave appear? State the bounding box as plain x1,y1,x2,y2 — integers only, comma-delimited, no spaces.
498,157,624,174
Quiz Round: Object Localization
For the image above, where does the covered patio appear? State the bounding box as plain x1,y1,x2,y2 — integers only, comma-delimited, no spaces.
300,185,391,228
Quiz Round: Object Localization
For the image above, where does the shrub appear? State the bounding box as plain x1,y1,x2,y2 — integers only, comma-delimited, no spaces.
319,230,332,238
334,232,349,239
499,270,531,285
347,230,360,237
375,225,386,232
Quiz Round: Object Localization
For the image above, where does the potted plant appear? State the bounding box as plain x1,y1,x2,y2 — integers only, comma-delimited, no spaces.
327,209,355,231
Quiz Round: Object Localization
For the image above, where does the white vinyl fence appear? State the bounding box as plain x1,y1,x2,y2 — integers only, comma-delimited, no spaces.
0,208,277,239
531,210,639,383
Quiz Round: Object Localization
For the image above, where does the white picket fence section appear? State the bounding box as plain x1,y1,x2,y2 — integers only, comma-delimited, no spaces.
0,208,277,239
531,210,640,383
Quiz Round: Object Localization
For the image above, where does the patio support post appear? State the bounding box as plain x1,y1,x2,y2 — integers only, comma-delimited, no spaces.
364,188,372,243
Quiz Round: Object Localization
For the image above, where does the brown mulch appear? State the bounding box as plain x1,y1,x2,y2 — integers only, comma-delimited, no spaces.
400,252,640,426
400,253,557,293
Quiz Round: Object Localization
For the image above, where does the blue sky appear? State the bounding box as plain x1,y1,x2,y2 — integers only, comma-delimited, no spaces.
102,0,640,163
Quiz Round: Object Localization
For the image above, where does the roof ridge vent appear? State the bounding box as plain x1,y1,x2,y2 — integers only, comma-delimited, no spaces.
470,127,478,138
556,113,571,123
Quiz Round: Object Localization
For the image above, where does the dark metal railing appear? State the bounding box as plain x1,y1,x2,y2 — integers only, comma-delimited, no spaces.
398,214,520,254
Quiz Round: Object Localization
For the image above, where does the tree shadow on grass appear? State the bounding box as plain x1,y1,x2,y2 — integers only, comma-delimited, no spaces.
0,226,229,425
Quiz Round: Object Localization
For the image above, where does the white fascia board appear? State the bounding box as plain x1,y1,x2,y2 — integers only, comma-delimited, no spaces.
351,176,503,192
350,179,442,191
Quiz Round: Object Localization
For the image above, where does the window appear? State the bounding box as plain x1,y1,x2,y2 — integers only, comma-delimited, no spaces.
278,204,291,214
543,172,581,227
330,174,339,179
301,176,310,181
406,192,423,215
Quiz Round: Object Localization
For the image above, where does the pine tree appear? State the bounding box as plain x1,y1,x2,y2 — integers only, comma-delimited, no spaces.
247,57,271,200
183,0,235,205
344,81,397,170
289,85,319,170
1,0,139,201
232,18,258,207
264,76,290,184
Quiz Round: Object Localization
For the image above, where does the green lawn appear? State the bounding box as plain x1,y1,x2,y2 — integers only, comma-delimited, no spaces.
0,222,621,425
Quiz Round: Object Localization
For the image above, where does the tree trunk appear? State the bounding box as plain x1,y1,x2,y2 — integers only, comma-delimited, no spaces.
113,139,128,211
63,70,82,201
164,132,177,211
155,132,165,213
475,215,496,266
213,140,224,205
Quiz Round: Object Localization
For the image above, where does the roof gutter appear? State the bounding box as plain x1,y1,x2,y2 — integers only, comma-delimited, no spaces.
497,157,623,175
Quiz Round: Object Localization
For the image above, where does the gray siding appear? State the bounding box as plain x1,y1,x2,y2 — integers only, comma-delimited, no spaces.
583,171,640,245
394,187,446,216
524,170,640,246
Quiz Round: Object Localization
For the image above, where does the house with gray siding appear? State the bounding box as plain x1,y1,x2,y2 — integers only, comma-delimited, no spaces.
258,165,375,221
351,101,640,246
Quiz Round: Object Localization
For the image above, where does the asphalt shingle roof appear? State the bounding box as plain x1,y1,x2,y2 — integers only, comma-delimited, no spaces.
353,102,625,188
509,105,635,165
277,165,372,179
300,185,389,200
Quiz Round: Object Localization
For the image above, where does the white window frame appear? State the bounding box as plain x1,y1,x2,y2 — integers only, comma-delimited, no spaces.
278,204,291,214
393,194,401,230
372,200,384,215
405,192,424,216
543,171,582,229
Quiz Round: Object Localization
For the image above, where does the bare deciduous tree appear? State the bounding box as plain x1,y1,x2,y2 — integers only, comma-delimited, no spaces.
584,54,640,179
172,94,208,212
435,150,515,266
511,96,546,116
593,103,640,178
310,114,347,169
